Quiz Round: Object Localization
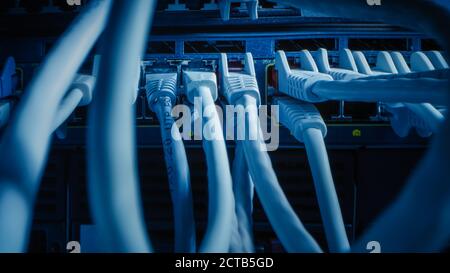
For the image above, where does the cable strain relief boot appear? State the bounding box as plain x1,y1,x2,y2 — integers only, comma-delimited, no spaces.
275,97,327,143
220,53,261,106
145,73,178,111
275,50,332,103
183,71,218,104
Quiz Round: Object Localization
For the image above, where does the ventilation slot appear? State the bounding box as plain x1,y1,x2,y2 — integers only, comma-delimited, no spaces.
421,39,442,51
276,39,337,52
348,38,411,51
147,41,176,55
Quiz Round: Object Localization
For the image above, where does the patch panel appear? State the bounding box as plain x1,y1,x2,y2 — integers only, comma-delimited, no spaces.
1,0,449,254
2,32,438,146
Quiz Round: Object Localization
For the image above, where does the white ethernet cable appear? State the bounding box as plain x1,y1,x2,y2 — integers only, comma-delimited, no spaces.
183,70,234,253
0,0,111,253
220,53,322,253
52,55,101,134
314,48,362,81
276,50,448,104
391,52,412,74
278,47,445,250
274,96,350,253
424,51,449,70
87,0,155,252
51,74,95,132
274,0,450,252
220,53,259,253
390,51,445,135
230,142,255,253
352,50,445,136
338,49,444,136
316,47,445,137
145,73,196,253
52,56,138,137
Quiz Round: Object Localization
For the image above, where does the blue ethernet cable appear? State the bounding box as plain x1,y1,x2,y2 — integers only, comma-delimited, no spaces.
87,0,155,253
275,0,450,252
221,53,322,253
183,70,235,253
275,97,350,253
0,0,111,253
145,73,196,253
0,57,16,98
0,57,17,128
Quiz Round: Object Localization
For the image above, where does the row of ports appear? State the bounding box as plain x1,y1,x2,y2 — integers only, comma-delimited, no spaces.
8,57,390,127
148,38,442,54
2,38,439,65
44,39,441,58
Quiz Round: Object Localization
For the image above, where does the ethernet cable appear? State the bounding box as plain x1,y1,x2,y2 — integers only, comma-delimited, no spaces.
51,74,95,132
220,53,322,253
314,48,361,81
145,72,196,253
220,53,257,253
424,51,449,70
314,48,361,119
0,0,111,253
274,97,350,253
352,51,393,76
276,50,448,104
389,51,445,136
1,57,16,98
407,51,448,110
274,0,450,252
277,49,447,137
52,56,134,137
87,0,155,252
183,70,234,253
350,50,445,136
229,142,255,253
390,52,412,74
411,52,435,72
348,49,444,136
